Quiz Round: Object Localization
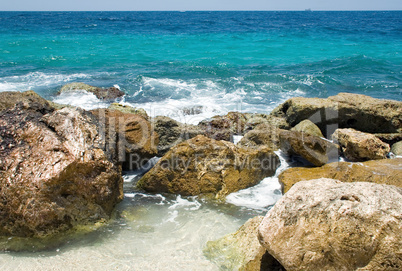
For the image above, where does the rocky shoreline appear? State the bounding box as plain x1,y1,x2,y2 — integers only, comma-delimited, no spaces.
0,85,401,269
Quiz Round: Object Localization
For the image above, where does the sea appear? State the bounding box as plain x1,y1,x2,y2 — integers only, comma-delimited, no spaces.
0,11,401,270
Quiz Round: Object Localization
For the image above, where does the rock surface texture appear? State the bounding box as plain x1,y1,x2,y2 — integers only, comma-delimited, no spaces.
332,128,390,161
271,92,402,135
0,103,123,237
258,178,402,271
0,90,52,112
291,119,324,138
137,135,280,199
59,82,124,100
278,158,402,193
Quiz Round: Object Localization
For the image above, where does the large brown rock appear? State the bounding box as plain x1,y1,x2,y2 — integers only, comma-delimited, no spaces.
91,109,158,170
271,93,402,135
0,103,123,238
237,127,283,151
204,216,284,271
258,178,402,271
392,141,402,156
332,128,390,161
0,90,53,112
136,135,280,199
279,130,339,166
291,119,324,138
59,82,124,100
108,103,148,119
278,158,402,193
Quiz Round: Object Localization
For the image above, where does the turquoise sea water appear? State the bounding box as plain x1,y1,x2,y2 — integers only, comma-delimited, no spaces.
0,11,401,119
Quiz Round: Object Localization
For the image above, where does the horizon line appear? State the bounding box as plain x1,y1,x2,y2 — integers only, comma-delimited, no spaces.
1,9,401,12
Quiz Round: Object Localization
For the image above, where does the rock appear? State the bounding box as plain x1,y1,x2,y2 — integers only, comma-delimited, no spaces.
90,109,158,170
291,119,323,138
258,178,402,271
391,141,402,156
204,216,284,271
181,105,203,115
59,82,125,100
243,113,291,131
279,130,339,166
332,128,390,161
0,90,53,112
0,103,123,238
238,127,283,151
271,92,402,135
278,158,402,193
152,116,202,156
137,135,280,199
375,133,402,146
108,103,148,119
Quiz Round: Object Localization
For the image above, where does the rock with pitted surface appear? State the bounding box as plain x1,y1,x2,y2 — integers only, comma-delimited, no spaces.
59,82,125,100
332,128,390,161
291,119,324,138
237,127,283,151
278,158,402,193
137,135,280,199
0,103,123,238
204,216,284,271
271,92,402,135
258,178,402,271
279,130,339,166
0,90,53,112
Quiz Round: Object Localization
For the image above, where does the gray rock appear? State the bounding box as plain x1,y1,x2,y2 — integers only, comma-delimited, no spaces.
59,82,124,100
391,141,402,156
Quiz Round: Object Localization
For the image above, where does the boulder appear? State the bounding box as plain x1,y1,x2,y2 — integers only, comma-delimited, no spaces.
137,135,280,199
59,82,124,100
152,116,202,156
291,119,323,138
204,216,284,271
0,103,123,238
108,103,148,119
278,158,402,193
237,127,283,151
375,133,402,146
90,109,158,170
0,90,53,112
258,178,402,271
279,130,339,166
391,141,402,156
271,92,402,135
332,128,390,161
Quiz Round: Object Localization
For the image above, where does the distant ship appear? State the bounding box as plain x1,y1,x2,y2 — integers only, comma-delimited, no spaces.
305,9,312,12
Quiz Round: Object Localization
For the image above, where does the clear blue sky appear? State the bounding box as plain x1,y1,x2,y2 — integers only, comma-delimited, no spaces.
1,0,401,11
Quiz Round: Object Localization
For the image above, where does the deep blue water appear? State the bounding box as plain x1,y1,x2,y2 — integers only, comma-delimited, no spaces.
0,11,401,118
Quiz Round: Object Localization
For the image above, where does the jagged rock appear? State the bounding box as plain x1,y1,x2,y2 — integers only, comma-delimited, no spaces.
204,216,284,271
90,109,158,170
279,130,339,166
59,82,124,100
278,158,402,193
375,133,402,146
0,103,123,238
291,119,323,138
391,141,402,156
271,92,402,136
258,178,402,271
238,127,283,151
0,90,53,112
332,128,390,161
108,103,148,119
137,135,280,199
152,116,202,156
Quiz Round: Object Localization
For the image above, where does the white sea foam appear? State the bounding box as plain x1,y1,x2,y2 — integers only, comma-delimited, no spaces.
52,91,109,110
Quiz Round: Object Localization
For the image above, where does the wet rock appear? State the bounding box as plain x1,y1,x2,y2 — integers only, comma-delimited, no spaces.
391,141,402,156
91,109,158,170
258,178,402,271
332,128,390,161
152,116,202,156
108,103,148,119
279,130,339,166
0,90,53,112
137,135,280,199
204,216,284,271
181,105,203,115
291,119,323,138
278,158,402,193
59,82,124,100
271,92,402,135
0,103,123,238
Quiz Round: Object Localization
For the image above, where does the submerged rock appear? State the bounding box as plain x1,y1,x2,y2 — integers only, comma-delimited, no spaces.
332,128,390,161
278,158,402,193
279,130,339,166
0,90,53,112
0,103,123,238
271,92,402,135
204,216,284,271
258,178,402,271
59,82,125,100
291,119,324,138
137,135,280,199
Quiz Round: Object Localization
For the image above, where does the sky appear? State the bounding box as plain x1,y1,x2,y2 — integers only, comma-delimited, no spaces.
0,0,401,11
